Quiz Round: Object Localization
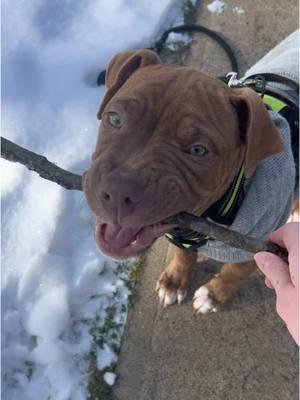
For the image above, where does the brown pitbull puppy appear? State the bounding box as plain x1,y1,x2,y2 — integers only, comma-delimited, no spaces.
83,49,283,312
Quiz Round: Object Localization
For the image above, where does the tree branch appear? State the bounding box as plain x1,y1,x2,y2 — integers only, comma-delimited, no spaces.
166,213,288,263
1,136,288,262
1,136,82,190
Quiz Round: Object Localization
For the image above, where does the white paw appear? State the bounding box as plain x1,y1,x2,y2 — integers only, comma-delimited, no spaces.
193,286,218,314
156,282,187,308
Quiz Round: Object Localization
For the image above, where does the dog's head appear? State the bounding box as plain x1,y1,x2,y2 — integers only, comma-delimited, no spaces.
83,49,283,258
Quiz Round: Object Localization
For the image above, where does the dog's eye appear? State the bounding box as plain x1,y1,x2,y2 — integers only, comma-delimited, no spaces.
189,145,208,157
107,112,122,128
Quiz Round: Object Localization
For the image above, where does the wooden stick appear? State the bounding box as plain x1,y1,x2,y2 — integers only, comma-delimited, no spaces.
1,136,82,191
1,136,288,262
166,212,288,263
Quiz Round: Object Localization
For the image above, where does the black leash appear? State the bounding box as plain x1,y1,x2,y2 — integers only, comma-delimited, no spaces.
97,24,239,86
151,24,239,72
247,73,299,93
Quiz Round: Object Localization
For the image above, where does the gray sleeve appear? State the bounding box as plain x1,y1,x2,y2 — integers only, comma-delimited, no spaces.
244,29,299,85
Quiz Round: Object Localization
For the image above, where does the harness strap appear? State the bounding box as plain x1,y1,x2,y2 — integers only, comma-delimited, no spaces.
202,165,245,226
263,94,287,113
165,164,245,252
165,229,210,252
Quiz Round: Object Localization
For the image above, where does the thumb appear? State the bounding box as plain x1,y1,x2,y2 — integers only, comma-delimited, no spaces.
254,252,293,291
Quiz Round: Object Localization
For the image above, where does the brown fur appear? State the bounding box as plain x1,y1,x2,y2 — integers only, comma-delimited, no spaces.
156,247,196,301
84,50,285,308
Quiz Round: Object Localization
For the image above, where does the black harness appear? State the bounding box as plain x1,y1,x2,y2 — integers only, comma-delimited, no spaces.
165,164,245,251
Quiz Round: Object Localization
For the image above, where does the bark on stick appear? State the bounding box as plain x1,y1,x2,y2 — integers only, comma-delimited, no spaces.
1,136,82,191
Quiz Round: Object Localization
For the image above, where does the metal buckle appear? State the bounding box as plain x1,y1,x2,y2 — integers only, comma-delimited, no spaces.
227,72,266,97
227,72,243,87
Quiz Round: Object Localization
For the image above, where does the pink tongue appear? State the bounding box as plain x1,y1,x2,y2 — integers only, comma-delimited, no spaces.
104,224,141,247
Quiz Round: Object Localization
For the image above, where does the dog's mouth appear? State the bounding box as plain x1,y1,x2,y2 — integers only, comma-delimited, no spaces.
95,218,176,258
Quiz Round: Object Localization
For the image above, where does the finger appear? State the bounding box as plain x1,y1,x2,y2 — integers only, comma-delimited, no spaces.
268,222,299,251
254,252,294,291
264,277,274,289
267,223,299,287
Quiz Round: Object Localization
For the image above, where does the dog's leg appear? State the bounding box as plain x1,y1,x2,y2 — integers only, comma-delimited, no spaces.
193,261,257,313
156,246,196,307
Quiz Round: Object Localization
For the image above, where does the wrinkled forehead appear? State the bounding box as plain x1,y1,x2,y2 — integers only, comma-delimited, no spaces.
105,64,236,132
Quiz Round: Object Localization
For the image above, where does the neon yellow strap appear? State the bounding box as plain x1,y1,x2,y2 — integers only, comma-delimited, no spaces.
165,233,210,249
221,165,244,217
262,94,286,113
166,163,246,249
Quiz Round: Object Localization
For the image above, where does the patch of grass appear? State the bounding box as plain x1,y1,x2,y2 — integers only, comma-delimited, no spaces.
87,310,122,400
119,256,146,306
90,312,123,351
87,354,112,400
87,256,146,399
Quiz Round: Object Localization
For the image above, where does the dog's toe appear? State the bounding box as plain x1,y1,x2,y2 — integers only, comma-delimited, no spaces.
177,289,186,305
158,288,177,307
156,283,187,308
193,286,218,314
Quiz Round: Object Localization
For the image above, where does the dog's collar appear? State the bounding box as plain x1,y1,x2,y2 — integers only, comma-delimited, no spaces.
165,165,245,252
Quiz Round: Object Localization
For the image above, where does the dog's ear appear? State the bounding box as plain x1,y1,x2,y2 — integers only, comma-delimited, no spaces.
97,49,160,119
230,88,284,177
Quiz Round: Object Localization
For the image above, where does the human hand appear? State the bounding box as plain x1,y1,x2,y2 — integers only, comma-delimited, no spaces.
254,222,299,345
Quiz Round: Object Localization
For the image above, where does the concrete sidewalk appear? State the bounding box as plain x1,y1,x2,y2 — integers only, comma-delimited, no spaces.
113,1,299,399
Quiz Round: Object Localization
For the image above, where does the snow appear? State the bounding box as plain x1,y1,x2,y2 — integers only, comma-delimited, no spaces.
164,0,198,49
207,0,226,14
207,1,246,16
96,343,118,370
103,372,117,386
233,6,245,15
1,0,183,398
1,161,25,197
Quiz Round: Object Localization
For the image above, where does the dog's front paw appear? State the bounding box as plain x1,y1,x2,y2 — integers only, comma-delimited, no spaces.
193,286,219,314
156,283,187,308
155,247,195,308
155,269,189,308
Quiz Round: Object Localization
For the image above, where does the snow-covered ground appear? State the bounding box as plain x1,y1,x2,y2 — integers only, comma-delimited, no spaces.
1,1,190,398
207,0,226,14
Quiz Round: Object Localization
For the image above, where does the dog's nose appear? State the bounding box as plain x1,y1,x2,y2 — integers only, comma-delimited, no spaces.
100,175,145,220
